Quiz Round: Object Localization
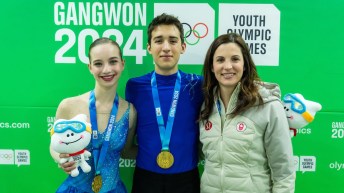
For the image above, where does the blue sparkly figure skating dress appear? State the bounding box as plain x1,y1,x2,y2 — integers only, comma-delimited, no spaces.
56,106,130,193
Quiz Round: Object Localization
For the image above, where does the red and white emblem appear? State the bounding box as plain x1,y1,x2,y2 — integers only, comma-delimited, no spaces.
205,121,212,131
236,122,246,132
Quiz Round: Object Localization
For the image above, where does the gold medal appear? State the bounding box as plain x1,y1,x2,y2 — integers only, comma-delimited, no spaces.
156,151,174,169
92,175,102,193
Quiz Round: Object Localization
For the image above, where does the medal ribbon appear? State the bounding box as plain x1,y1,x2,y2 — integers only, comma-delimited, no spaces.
151,71,181,151
89,90,119,175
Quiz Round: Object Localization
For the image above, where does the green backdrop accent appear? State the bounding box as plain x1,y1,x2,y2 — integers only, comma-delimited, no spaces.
0,0,343,193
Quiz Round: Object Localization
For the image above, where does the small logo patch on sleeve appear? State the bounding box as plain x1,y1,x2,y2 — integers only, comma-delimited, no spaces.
205,121,212,131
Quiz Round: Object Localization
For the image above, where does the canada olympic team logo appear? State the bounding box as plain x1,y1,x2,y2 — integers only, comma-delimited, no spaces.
205,121,212,131
182,22,209,45
236,122,247,132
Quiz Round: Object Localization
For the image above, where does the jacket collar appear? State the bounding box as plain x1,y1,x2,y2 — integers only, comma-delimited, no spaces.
214,83,241,115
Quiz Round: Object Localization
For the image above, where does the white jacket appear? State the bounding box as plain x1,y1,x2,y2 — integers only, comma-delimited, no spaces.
199,82,295,193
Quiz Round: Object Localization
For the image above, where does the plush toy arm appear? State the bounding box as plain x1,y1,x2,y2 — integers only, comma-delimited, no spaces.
84,150,91,159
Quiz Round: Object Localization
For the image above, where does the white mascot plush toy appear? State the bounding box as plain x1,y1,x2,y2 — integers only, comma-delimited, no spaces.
50,114,92,177
282,93,322,138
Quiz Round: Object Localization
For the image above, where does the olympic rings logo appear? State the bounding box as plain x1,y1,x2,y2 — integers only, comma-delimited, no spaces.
182,22,208,45
0,153,13,160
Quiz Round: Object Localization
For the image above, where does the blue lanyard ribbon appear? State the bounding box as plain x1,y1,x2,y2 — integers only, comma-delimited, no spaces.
89,90,119,175
151,71,181,151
